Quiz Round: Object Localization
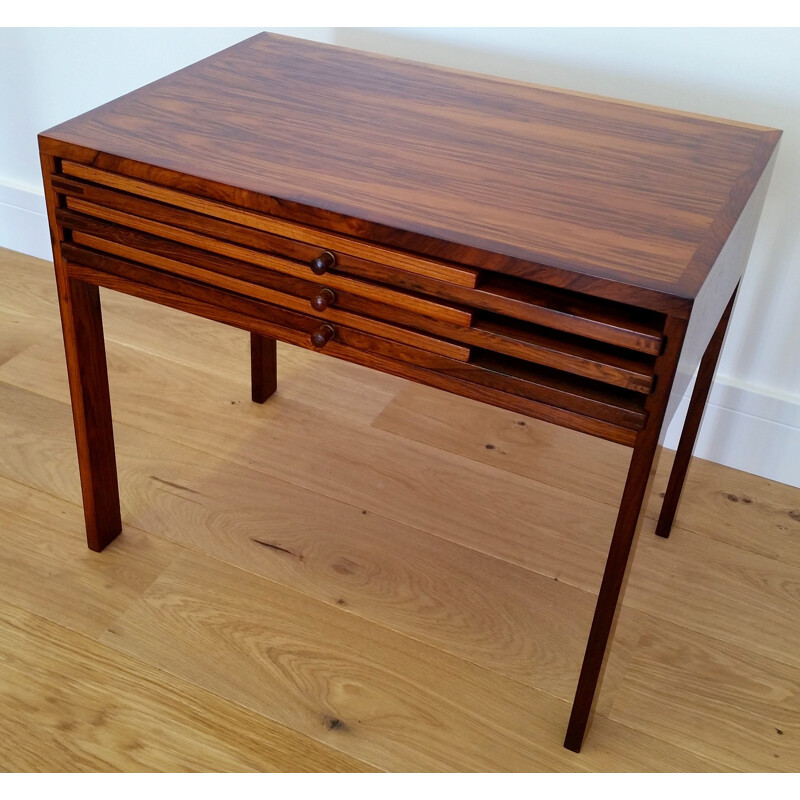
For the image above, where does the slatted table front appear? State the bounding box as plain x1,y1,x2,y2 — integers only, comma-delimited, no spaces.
38,33,781,754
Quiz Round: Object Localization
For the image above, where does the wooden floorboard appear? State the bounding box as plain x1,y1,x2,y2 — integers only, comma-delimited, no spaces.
0,600,371,772
0,248,798,771
374,383,800,563
0,307,60,368
0,335,625,593
97,548,720,772
0,376,643,712
608,619,800,771
3,335,798,671
0,476,179,639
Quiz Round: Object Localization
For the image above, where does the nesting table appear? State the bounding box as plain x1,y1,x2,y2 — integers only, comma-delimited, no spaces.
39,33,781,753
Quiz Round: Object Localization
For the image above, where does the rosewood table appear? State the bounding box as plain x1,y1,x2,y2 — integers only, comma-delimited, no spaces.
38,33,781,754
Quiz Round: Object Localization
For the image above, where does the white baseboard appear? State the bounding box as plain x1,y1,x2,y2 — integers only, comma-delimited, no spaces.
1,179,798,488
0,181,51,262
664,377,800,487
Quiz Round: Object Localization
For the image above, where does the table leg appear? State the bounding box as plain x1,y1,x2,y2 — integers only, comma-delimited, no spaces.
563,315,687,752
58,277,122,552
655,289,737,539
250,332,277,404
563,434,662,752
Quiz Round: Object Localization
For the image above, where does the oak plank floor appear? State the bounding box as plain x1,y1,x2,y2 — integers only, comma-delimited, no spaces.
99,549,718,772
0,372,646,714
0,335,627,593
0,476,179,639
0,600,371,772
374,384,800,563
0,307,60,367
4,336,798,671
609,620,800,771
0,247,798,771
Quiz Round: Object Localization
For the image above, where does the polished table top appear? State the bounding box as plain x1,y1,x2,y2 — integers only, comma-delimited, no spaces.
39,33,782,754
41,32,781,313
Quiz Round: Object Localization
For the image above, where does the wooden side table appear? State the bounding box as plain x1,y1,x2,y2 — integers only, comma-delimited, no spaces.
38,33,781,753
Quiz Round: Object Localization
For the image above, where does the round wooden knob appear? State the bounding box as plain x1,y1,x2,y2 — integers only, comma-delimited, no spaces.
309,250,336,275
310,288,336,312
310,324,335,349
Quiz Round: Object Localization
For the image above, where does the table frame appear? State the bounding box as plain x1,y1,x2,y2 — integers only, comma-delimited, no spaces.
42,141,740,751
36,34,781,755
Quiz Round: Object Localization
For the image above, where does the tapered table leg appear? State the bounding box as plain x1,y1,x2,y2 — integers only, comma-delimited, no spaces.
58,277,122,552
250,332,277,404
564,315,687,752
654,289,737,539
563,435,662,752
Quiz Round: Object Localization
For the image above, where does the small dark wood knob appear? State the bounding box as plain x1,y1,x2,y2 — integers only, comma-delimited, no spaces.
309,250,336,275
310,287,336,312
310,324,335,349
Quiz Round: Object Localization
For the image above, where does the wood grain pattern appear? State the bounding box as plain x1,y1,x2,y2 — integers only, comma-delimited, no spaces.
0,345,628,593
374,383,800,566
33,35,783,757
59,161,480,288
626,524,800,670
3,250,799,770
0,247,60,318
61,251,639,444
0,373,638,709
47,177,670,353
609,620,800,771
477,274,666,349
66,227,471,361
17,325,794,679
99,549,716,772
40,34,780,308
59,207,659,391
0,307,60,366
57,204,453,332
63,196,473,326
0,364,780,771
0,475,179,638
470,315,654,393
50,174,486,312
375,383,631,503
97,289,402,425
61,249,459,368
0,601,371,772
369,384,800,672
646,464,800,568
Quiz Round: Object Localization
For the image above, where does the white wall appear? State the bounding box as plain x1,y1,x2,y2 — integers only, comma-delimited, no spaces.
0,28,332,256
1,28,798,486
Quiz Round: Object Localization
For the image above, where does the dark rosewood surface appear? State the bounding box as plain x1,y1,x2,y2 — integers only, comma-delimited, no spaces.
38,33,782,756
40,33,780,307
